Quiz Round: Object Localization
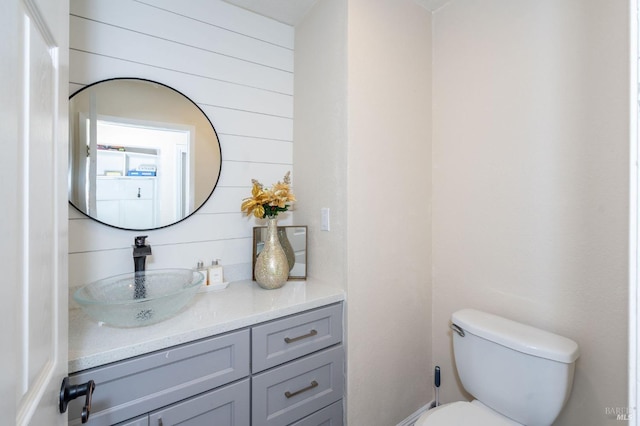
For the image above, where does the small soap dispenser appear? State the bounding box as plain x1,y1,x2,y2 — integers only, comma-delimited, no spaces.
208,259,224,286
195,260,208,286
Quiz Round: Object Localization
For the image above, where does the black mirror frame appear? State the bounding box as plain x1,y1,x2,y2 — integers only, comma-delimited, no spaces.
68,77,222,231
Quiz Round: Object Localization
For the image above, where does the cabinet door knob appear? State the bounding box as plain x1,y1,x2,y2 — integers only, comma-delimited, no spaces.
59,377,95,424
137,187,141,198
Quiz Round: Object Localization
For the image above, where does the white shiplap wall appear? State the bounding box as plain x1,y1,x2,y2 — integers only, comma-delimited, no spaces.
68,0,294,288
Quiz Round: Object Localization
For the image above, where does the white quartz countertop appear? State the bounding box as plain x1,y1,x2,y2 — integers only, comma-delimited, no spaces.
69,279,345,373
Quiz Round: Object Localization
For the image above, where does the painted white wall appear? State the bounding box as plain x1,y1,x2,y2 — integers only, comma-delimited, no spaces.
431,1,630,424
68,0,294,289
345,0,433,424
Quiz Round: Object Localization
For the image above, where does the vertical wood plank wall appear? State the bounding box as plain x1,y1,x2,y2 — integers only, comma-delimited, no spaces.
68,0,294,289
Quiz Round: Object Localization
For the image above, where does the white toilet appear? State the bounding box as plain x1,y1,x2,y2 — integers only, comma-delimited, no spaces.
416,309,580,426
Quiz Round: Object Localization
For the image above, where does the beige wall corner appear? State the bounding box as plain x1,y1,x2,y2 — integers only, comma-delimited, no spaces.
431,1,630,425
346,0,433,424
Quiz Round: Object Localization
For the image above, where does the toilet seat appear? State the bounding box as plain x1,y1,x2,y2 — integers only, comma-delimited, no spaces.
415,401,522,426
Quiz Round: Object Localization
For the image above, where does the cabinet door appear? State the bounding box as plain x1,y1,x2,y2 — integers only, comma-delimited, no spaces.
120,199,155,229
149,379,249,426
95,200,121,225
96,179,124,200
95,198,155,229
115,415,149,426
95,178,156,228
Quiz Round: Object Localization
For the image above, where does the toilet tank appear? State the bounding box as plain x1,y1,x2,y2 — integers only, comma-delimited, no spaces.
451,309,579,426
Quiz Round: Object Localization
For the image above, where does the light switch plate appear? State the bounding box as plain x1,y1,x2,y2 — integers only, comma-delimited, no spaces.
321,208,330,231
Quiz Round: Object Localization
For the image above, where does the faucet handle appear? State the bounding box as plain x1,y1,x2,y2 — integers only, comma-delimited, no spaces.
134,235,148,247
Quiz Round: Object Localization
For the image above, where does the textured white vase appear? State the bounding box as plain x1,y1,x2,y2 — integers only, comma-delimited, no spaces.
254,218,289,289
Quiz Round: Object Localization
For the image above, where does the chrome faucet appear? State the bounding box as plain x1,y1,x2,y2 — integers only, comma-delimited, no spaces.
133,236,152,299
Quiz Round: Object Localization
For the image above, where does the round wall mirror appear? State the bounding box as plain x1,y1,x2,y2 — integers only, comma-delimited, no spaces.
68,78,221,230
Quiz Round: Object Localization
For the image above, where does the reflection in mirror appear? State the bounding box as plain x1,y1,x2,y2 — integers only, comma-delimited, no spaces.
253,226,307,280
68,78,221,230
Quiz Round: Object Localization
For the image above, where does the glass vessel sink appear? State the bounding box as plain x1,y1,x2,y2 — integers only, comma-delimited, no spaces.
74,269,205,327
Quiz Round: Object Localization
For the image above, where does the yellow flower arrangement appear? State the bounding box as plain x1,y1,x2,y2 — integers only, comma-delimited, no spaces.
241,171,296,219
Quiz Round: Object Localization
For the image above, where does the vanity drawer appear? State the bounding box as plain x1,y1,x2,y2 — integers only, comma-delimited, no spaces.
252,303,342,373
149,378,250,426
252,345,344,426
290,401,343,426
68,329,249,426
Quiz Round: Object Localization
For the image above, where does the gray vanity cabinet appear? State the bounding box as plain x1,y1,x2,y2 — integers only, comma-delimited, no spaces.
69,303,343,426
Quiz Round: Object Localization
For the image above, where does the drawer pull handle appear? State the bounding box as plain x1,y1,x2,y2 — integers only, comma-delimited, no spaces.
284,329,318,344
285,380,318,399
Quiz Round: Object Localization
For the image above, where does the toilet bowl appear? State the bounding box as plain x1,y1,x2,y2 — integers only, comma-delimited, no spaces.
416,309,579,426
415,401,521,426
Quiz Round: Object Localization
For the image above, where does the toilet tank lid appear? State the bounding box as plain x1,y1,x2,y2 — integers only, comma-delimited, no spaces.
452,309,580,363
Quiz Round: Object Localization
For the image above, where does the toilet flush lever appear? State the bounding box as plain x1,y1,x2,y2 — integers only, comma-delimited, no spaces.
450,323,465,337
